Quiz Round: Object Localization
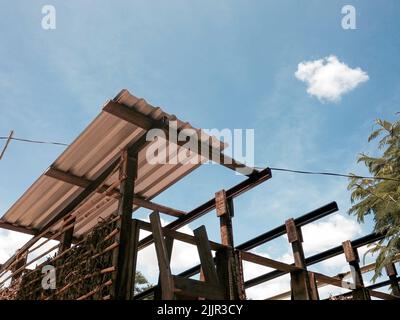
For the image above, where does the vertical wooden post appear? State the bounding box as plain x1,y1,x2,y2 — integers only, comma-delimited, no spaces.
342,240,370,300
385,263,400,297
214,189,244,300
216,190,234,247
215,248,232,300
234,250,247,300
154,235,174,300
113,148,138,300
285,218,313,300
309,272,320,300
58,217,75,254
150,211,175,300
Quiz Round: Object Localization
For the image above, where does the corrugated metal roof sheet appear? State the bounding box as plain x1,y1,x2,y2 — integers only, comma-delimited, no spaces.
0,89,225,237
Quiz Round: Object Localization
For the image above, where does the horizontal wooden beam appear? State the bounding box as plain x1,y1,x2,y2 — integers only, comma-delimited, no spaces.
173,276,225,300
240,251,299,273
314,272,354,289
369,290,400,300
45,167,91,188
103,100,257,176
133,197,186,218
0,221,38,235
103,100,154,131
45,167,186,218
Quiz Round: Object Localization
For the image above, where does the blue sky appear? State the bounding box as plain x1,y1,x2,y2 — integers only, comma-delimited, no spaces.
1,1,399,298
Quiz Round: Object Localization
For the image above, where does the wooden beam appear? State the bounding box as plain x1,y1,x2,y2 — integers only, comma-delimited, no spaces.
45,167,91,188
58,217,75,254
193,225,219,284
309,272,320,300
113,148,138,300
154,235,174,300
0,221,38,235
103,100,154,131
138,168,272,250
216,189,234,247
132,196,186,218
385,263,400,296
173,276,225,300
342,240,370,300
240,251,299,273
369,290,400,300
103,100,257,176
285,218,313,300
45,167,186,217
150,211,175,300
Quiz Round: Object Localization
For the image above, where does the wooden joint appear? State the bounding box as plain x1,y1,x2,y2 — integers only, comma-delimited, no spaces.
285,218,303,243
215,190,231,217
385,263,397,277
342,240,359,263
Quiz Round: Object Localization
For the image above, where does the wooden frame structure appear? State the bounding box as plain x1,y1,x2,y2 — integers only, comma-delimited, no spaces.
0,90,399,300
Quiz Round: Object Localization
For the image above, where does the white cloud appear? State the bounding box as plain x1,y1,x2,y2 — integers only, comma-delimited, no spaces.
302,214,362,256
0,230,32,263
295,55,369,102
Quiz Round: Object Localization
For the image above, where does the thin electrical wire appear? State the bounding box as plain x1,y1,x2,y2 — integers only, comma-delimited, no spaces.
254,166,400,182
0,136,68,146
1,134,399,182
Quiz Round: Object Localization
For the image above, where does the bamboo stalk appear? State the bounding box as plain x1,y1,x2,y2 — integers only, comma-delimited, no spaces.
76,279,112,300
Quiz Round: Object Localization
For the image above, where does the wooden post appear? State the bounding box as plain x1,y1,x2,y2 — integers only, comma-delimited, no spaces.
234,250,247,300
215,248,232,299
150,211,175,300
216,190,234,247
385,263,400,297
215,189,244,300
285,218,313,300
194,226,219,284
342,240,370,300
309,272,320,300
113,148,138,300
154,235,174,300
58,217,75,254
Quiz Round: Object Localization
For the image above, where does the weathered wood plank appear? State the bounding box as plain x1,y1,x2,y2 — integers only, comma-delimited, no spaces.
173,276,225,300
113,149,138,300
240,251,299,273
154,235,174,300
58,217,75,254
285,218,313,300
193,225,219,284
150,211,175,300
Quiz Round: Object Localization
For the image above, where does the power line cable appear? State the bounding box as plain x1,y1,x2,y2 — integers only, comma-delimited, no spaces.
254,166,400,183
0,136,69,146
2,134,399,182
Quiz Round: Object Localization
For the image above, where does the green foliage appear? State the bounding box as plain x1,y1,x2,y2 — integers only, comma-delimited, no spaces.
134,271,152,294
348,116,400,281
